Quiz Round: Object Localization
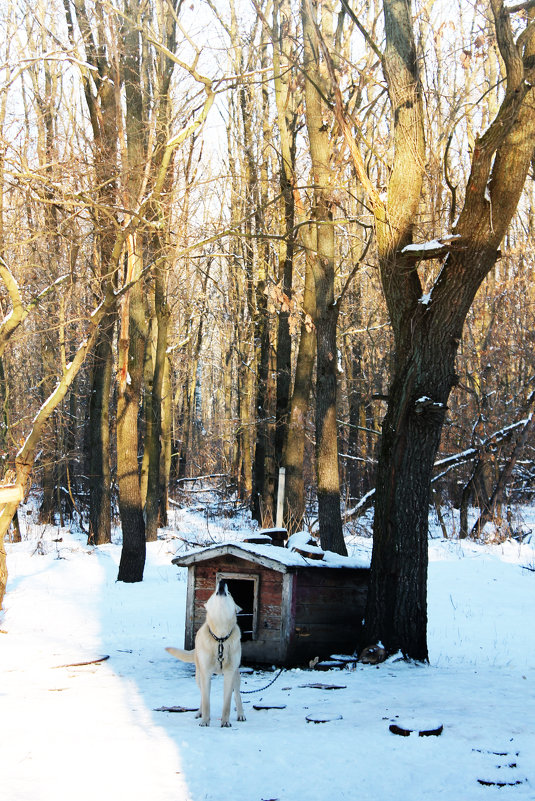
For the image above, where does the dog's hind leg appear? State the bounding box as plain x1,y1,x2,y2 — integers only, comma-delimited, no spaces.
233,670,246,722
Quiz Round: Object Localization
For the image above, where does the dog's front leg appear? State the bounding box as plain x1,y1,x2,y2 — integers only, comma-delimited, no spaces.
221,670,236,727
233,670,246,722
197,670,211,726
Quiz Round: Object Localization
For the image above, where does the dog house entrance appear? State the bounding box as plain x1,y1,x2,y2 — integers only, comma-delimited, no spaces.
217,573,259,641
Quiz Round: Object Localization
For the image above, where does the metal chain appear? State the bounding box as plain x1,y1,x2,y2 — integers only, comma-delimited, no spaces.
208,625,234,670
240,666,285,694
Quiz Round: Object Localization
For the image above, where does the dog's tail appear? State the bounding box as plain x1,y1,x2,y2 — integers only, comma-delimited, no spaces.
166,646,196,663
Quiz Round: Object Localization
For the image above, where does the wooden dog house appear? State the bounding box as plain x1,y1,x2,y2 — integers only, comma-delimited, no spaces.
172,541,370,666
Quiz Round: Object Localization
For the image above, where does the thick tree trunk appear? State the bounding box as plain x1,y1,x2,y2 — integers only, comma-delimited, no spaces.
117,0,148,577
365,307,455,658
117,236,147,582
144,11,176,538
315,300,346,554
117,277,146,582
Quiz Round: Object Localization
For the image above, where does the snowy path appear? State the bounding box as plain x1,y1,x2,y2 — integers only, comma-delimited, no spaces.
1,520,535,800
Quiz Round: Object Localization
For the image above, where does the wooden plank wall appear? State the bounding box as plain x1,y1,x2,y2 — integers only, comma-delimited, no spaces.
289,567,368,662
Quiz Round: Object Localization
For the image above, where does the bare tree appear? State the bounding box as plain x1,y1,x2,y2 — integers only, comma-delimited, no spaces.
330,0,535,659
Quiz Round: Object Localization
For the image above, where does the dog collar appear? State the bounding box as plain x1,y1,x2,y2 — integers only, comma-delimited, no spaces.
208,626,235,669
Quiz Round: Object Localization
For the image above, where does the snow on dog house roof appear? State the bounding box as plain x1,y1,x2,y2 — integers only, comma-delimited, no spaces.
171,537,371,572
172,539,370,666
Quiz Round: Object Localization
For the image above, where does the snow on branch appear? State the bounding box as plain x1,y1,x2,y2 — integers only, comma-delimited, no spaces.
400,235,462,261
343,489,376,522
344,416,531,521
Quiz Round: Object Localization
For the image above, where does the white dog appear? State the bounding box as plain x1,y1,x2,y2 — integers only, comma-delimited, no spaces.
166,580,246,727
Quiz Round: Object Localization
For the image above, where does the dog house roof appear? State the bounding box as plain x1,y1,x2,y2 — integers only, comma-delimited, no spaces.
171,541,370,573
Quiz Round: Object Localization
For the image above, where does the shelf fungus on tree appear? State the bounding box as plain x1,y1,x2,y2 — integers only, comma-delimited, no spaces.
414,396,446,418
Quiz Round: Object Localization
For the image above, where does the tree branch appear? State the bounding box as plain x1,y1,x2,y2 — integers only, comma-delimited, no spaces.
504,0,535,14
0,260,69,357
337,230,373,305
340,0,383,61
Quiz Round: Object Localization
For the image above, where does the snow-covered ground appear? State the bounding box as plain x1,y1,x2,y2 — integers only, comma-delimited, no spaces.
1,505,535,801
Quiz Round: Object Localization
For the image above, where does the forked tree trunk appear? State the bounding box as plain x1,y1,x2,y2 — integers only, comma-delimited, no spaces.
361,0,535,659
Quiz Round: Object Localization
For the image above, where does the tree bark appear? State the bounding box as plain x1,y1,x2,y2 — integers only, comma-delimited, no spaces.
117,252,146,582
116,0,148,575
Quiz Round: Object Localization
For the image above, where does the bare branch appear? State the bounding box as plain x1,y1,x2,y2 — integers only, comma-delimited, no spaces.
340,0,382,61
336,230,373,305
0,260,69,357
490,0,524,90
504,0,535,13
310,11,384,213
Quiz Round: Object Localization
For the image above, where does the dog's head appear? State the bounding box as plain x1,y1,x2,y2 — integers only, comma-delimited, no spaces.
215,580,241,610
205,581,241,622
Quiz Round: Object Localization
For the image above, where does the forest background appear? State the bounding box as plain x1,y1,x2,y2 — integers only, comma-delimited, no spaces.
0,0,534,661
